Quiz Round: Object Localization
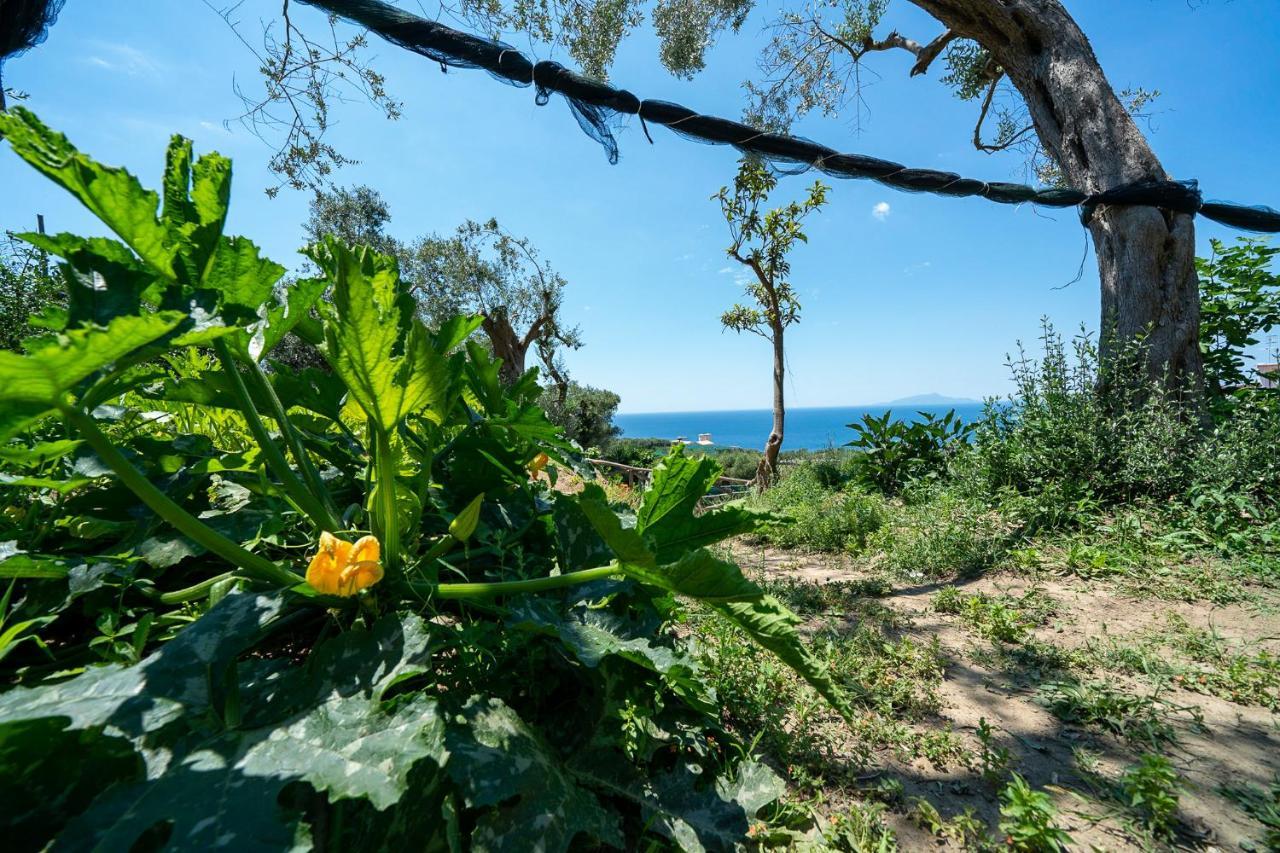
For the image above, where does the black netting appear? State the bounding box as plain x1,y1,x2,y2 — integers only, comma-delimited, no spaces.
0,0,63,63
300,0,1280,233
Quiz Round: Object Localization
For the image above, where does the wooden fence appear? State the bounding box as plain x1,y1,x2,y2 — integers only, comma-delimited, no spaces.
584,458,753,508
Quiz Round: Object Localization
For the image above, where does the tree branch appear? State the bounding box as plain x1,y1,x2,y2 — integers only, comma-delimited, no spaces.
909,29,956,76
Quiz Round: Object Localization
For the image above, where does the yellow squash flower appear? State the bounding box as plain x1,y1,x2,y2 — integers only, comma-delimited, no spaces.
528,452,550,476
306,532,384,596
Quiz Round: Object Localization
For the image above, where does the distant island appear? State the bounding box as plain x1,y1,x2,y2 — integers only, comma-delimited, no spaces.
877,393,982,407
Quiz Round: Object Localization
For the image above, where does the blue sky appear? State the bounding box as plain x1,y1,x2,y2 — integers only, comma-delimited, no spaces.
3,0,1278,412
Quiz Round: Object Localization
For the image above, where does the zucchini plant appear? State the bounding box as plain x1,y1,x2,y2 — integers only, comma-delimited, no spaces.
0,108,847,851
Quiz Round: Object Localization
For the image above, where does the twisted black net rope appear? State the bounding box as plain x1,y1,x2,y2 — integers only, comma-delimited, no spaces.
300,0,1280,234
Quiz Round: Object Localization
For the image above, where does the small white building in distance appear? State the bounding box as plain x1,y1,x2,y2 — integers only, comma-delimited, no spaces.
696,433,714,445
1258,363,1278,389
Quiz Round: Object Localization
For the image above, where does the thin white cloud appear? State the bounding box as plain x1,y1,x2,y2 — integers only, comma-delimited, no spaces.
82,41,163,78
717,266,734,275
872,201,891,222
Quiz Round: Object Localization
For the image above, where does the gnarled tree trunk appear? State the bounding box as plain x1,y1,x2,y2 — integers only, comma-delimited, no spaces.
909,0,1202,396
480,308,530,387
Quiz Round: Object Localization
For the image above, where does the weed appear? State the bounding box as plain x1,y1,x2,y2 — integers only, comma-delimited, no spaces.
975,716,1012,784
1120,753,1182,841
823,801,898,852
752,464,888,552
873,495,1011,580
910,797,991,847
931,587,1051,644
1037,679,1202,749
997,773,1073,852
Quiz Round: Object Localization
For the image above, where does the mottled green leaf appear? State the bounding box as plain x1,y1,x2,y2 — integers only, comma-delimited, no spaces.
0,542,72,579
570,753,783,852
0,592,287,737
578,483,654,567
446,697,623,852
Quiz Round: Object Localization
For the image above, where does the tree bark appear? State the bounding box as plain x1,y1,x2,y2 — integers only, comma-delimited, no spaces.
755,324,786,488
907,0,1202,396
480,309,528,387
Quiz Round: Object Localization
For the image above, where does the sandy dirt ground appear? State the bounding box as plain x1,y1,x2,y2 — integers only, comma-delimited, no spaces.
722,541,1280,851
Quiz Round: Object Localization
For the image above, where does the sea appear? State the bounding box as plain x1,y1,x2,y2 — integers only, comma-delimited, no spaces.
614,403,988,451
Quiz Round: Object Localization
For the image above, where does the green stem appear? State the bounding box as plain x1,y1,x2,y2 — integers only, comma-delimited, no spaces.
213,340,338,531
372,426,401,576
243,357,340,523
429,564,623,599
60,403,301,588
150,571,237,605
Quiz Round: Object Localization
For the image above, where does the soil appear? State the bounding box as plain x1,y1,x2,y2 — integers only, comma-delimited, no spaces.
722,541,1280,852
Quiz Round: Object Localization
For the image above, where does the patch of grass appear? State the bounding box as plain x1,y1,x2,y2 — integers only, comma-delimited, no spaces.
872,494,1012,580
1021,534,1259,605
931,586,1055,644
822,801,899,852
752,465,888,552
1079,615,1280,710
689,606,967,787
1036,679,1202,749
760,575,892,618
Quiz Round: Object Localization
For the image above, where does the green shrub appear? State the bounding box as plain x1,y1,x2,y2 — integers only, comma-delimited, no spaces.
1120,753,1182,840
845,408,973,495
597,436,671,467
970,322,1197,509
872,494,1009,579
753,462,887,552
538,380,621,449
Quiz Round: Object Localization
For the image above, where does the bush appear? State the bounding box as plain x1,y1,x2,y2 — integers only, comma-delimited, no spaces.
845,408,973,495
539,380,621,449
597,436,671,467
872,494,1010,579
753,462,887,552
969,321,1198,509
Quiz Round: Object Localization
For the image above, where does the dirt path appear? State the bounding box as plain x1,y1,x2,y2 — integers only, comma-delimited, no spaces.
722,541,1280,851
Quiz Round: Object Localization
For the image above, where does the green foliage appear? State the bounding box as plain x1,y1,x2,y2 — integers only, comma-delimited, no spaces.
969,321,1198,509
751,461,887,552
540,381,621,449
932,587,1039,644
0,234,63,352
997,773,1072,852
1120,753,1182,840
0,112,847,850
1037,680,1200,749
598,436,672,467
715,158,827,339
822,801,898,852
845,408,973,495
1197,237,1280,407
871,494,1009,580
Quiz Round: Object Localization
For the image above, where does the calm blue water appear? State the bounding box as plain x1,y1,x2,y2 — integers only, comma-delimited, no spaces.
615,403,988,451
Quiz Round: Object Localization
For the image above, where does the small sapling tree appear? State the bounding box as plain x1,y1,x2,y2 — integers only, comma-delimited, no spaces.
716,158,828,487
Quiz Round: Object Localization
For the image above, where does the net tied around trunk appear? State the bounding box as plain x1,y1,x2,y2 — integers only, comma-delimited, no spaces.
299,0,1279,233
